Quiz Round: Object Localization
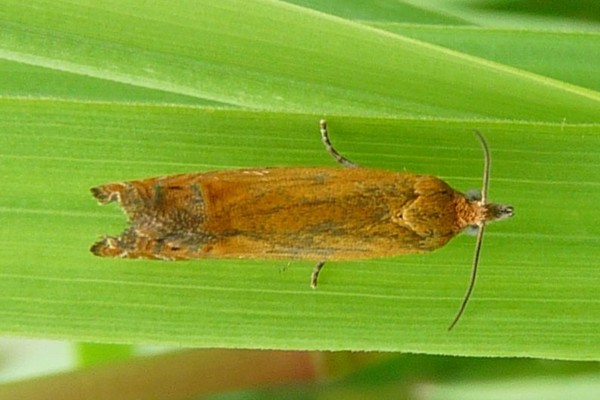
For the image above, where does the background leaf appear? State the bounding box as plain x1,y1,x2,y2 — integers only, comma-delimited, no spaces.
0,0,599,362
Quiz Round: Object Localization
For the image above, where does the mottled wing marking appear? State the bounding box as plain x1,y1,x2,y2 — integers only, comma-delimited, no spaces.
90,175,212,259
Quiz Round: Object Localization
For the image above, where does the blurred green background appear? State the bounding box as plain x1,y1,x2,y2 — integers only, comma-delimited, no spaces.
0,0,599,399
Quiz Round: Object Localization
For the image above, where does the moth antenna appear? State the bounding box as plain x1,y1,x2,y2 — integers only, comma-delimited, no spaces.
319,119,358,168
448,223,485,331
448,132,491,331
474,130,491,204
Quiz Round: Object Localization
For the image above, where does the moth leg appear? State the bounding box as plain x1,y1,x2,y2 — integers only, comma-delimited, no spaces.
310,261,326,289
319,119,358,168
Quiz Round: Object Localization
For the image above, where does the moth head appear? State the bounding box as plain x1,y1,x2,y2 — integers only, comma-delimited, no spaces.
484,203,514,223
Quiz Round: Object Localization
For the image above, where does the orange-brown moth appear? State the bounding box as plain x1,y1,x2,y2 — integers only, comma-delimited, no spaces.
91,120,513,330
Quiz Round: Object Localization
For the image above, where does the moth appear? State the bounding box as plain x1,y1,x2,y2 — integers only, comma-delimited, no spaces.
91,120,513,329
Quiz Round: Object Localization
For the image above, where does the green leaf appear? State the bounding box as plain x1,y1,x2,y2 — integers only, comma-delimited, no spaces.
0,0,599,360
378,26,600,92
1,0,599,120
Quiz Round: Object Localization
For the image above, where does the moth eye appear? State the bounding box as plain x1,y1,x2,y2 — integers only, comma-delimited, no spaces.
464,225,479,236
465,189,482,201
